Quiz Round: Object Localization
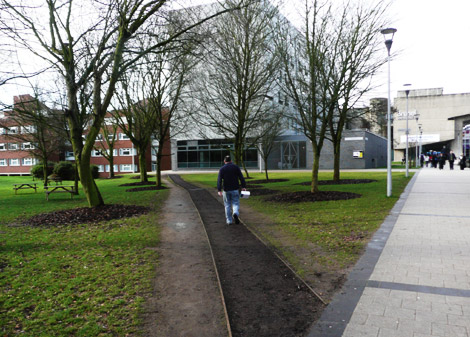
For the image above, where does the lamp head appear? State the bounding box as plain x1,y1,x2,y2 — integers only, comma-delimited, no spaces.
381,28,397,53
404,83,412,96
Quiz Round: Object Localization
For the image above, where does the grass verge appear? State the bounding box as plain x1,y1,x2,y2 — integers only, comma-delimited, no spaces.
182,171,412,276
0,175,168,336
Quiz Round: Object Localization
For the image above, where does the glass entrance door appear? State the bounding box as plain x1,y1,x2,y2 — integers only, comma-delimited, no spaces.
281,142,299,169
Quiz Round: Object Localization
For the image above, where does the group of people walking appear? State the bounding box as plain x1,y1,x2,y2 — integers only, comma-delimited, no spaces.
422,150,467,170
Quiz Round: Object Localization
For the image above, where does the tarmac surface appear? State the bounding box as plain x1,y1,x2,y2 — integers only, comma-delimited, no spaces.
310,166,470,337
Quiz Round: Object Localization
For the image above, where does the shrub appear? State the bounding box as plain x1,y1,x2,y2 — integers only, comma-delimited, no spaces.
53,161,75,180
90,165,100,179
30,163,54,179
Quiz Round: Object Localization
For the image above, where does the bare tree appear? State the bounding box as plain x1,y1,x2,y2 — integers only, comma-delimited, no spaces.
323,0,390,181
277,0,334,193
93,122,118,178
189,0,282,169
0,92,66,186
1,0,247,207
254,110,284,181
278,0,390,191
114,19,196,187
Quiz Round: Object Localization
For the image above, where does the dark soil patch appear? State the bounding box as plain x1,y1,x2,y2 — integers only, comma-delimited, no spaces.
266,191,361,203
296,179,377,186
250,188,279,196
119,181,155,187
131,175,155,179
245,184,262,189
100,175,124,179
126,186,167,192
249,179,289,184
170,175,323,337
21,204,150,227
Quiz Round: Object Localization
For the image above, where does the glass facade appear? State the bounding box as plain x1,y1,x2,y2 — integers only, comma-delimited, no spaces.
266,141,307,169
463,125,470,158
177,139,258,168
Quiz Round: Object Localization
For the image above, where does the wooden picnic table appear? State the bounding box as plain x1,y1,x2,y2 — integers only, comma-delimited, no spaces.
44,185,75,201
49,177,63,185
13,183,38,194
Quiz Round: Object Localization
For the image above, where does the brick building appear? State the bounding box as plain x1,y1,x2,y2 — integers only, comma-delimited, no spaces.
0,95,171,177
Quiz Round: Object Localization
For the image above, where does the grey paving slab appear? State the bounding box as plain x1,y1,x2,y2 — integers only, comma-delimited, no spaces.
309,168,470,337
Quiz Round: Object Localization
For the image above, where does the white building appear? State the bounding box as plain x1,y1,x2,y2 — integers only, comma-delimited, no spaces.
393,88,470,161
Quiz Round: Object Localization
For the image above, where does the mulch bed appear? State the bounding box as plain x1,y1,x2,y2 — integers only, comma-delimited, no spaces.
131,175,155,179
21,204,150,227
249,179,289,184
250,188,279,196
126,186,167,192
295,179,377,186
119,181,155,187
170,174,323,337
266,191,361,203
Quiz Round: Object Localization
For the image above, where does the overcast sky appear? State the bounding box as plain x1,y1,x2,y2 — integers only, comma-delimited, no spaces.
2,0,470,107
281,0,470,105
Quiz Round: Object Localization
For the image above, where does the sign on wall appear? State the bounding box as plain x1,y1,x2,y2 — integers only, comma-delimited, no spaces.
400,134,440,143
353,151,363,158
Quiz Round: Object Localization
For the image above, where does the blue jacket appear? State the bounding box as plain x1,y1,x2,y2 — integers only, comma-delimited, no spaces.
217,162,246,192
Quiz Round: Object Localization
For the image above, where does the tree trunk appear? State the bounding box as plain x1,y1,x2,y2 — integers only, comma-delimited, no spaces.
242,159,250,179
156,144,164,188
264,162,269,181
74,162,79,195
109,156,114,178
78,155,104,206
42,160,49,187
310,151,320,193
138,150,148,182
333,140,341,181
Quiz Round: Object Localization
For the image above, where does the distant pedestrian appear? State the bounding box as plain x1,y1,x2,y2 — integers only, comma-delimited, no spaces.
438,153,446,170
448,150,456,170
459,154,467,170
424,154,430,167
217,155,246,225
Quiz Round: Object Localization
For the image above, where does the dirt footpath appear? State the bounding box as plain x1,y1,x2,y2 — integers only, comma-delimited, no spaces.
142,178,228,337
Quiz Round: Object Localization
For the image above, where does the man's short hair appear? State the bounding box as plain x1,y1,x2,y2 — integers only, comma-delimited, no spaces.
224,155,231,162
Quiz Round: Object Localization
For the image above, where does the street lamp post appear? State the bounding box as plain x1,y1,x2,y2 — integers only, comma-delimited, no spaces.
381,27,397,197
404,84,411,177
414,114,420,167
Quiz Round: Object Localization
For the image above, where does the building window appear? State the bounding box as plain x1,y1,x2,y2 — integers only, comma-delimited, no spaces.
97,165,105,172
9,158,20,166
108,134,115,141
0,159,6,166
22,158,36,166
65,151,74,159
0,128,5,135
105,164,119,172
22,142,35,150
119,148,134,156
92,150,103,157
96,134,104,140
0,143,5,151
21,125,36,133
8,143,19,150
119,164,135,172
119,133,130,140
8,126,19,134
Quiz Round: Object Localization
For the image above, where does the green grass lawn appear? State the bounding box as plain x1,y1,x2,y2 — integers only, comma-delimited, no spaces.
0,175,168,336
182,171,412,275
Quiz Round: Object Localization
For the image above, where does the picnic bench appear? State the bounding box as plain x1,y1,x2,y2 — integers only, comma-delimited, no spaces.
44,185,75,201
13,183,38,194
49,176,63,185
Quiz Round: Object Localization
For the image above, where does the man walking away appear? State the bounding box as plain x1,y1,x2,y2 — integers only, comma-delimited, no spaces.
217,155,246,225
449,150,456,170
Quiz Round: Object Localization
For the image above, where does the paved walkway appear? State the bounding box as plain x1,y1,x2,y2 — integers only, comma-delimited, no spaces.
310,167,470,337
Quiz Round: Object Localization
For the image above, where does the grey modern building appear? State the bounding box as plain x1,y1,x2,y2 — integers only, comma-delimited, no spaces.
393,88,470,161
